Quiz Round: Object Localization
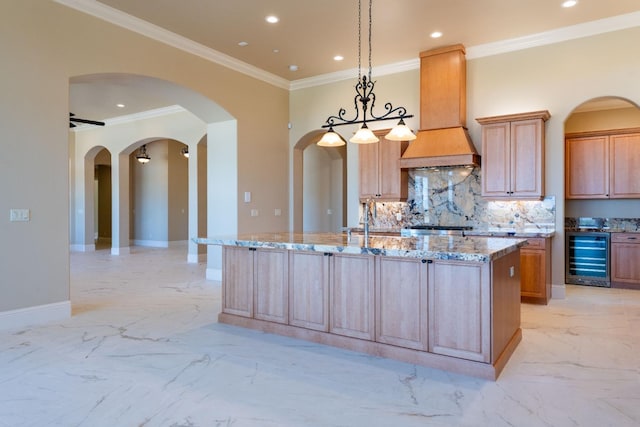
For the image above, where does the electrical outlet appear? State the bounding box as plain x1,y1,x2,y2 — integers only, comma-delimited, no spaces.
396,213,402,221
251,209,259,217
509,266,515,277
274,208,281,216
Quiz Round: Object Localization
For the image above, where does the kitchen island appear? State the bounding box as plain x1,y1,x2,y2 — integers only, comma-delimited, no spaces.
195,233,526,380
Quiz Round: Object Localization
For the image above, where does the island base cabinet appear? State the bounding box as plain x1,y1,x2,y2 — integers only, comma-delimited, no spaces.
254,249,289,324
222,246,288,322
222,246,254,317
376,257,429,351
428,260,490,363
330,254,375,340
289,251,330,332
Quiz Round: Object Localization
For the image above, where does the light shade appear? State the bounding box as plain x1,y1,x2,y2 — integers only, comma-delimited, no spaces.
136,145,151,164
181,147,189,158
349,123,379,144
317,128,346,147
385,119,417,141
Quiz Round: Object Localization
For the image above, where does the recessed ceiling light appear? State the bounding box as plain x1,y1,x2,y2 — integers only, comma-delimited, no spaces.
116,103,125,108
334,55,344,61
562,0,577,7
238,41,249,47
289,65,299,72
266,15,279,24
430,31,443,38
273,49,280,53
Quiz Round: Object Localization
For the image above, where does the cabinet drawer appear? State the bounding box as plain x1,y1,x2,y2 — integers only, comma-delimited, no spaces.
524,237,545,249
611,233,640,243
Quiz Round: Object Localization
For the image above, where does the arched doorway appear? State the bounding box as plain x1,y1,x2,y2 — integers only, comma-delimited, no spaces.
293,130,347,233
69,73,235,270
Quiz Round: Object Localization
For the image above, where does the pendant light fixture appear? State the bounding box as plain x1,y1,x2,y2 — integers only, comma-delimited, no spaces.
318,0,415,146
181,147,189,158
136,144,151,164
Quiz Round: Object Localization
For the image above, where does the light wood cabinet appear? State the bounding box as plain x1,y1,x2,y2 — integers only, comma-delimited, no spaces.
359,129,409,201
611,233,640,288
376,256,429,350
566,129,640,199
254,248,289,324
520,238,552,304
428,260,490,363
222,246,254,317
289,251,329,331
222,246,288,322
330,253,375,340
477,111,550,199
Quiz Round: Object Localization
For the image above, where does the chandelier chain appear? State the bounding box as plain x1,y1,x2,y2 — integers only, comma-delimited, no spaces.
357,0,361,79
368,0,372,80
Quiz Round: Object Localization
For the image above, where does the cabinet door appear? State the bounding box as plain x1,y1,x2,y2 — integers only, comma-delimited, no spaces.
377,136,408,200
428,260,490,362
481,122,511,197
289,251,329,331
358,142,379,199
510,119,543,198
254,248,289,324
611,242,640,287
610,133,640,198
520,248,545,299
330,253,375,340
222,246,254,317
376,256,429,350
565,136,609,199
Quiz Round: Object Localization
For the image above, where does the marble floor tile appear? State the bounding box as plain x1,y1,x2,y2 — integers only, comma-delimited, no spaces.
1,245,639,426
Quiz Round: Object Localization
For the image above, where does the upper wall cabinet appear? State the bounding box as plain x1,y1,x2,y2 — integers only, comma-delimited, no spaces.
359,129,409,202
476,111,550,199
566,129,640,199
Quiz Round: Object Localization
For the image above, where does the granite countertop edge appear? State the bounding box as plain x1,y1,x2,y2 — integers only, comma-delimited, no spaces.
194,233,528,263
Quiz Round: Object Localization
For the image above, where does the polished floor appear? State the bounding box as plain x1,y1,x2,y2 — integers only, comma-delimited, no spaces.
1,245,639,427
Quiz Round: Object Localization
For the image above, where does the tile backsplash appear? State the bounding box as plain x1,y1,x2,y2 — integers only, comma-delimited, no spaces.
364,167,556,230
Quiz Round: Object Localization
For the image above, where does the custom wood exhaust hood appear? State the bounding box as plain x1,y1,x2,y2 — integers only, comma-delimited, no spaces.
400,44,480,169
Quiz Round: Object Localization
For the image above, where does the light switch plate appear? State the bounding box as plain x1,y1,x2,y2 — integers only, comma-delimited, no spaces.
10,209,30,222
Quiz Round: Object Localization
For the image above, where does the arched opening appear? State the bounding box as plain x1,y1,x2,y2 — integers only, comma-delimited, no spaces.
564,96,640,288
293,130,347,233
129,138,190,248
69,73,236,272
94,148,112,250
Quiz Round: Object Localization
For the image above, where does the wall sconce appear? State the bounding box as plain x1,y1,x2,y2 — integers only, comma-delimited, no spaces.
181,147,189,158
136,145,151,164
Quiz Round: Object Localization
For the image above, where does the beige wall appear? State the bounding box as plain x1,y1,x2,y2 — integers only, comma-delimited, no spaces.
0,1,288,314
291,27,640,292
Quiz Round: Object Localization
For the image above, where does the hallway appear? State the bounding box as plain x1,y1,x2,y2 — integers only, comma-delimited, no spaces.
1,246,638,426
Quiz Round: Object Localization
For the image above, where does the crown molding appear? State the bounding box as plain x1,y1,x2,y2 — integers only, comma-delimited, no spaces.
56,1,640,92
71,105,187,131
54,0,289,90
466,11,640,59
293,11,640,90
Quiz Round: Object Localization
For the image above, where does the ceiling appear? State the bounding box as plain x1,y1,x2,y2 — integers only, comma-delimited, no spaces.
66,0,640,123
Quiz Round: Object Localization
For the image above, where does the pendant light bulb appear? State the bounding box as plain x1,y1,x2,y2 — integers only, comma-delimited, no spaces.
317,127,346,147
385,118,416,141
350,123,379,144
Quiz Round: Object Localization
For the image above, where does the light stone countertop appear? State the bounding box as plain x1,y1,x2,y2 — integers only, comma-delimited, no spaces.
195,232,528,263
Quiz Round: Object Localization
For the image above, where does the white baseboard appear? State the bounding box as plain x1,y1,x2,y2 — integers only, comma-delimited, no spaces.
132,239,169,248
0,301,71,331
187,253,206,263
206,267,222,281
111,246,131,255
70,244,95,252
552,283,566,299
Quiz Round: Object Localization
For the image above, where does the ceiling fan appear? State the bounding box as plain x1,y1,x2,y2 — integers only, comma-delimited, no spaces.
69,112,105,128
